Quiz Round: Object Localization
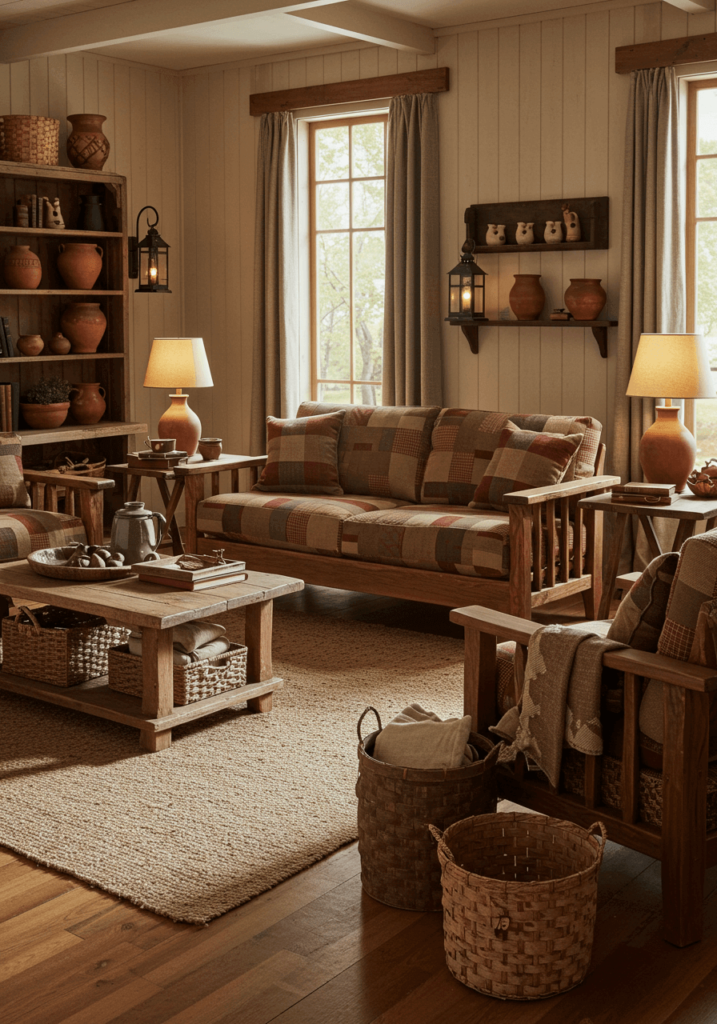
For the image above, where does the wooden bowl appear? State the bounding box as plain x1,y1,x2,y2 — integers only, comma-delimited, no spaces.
686,477,717,498
27,547,134,581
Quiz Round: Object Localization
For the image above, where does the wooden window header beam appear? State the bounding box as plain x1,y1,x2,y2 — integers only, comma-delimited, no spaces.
616,32,717,74
249,67,449,116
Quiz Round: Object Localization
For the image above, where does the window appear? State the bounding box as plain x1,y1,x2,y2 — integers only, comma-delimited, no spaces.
687,79,717,459
309,115,387,405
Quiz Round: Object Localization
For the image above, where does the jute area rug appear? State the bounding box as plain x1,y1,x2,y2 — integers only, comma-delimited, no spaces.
0,608,465,924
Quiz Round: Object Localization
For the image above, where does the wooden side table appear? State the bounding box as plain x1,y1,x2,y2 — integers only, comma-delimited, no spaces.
108,454,266,555
578,490,717,619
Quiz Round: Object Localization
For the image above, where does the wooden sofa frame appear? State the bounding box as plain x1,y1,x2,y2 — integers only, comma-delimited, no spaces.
181,445,619,619
451,602,717,947
21,469,113,548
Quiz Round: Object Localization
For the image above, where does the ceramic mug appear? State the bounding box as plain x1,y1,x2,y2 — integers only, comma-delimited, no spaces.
145,437,175,453
197,437,222,461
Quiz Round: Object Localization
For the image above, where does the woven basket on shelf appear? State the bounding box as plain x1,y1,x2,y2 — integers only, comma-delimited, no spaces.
2,606,130,687
431,812,606,1001
0,115,59,165
356,706,500,913
108,642,248,706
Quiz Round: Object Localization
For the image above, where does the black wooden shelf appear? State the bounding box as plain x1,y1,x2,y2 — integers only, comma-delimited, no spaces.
465,196,609,252
447,319,618,358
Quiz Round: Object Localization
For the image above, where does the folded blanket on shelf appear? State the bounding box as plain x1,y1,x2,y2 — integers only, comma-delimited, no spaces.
128,632,231,666
373,703,474,769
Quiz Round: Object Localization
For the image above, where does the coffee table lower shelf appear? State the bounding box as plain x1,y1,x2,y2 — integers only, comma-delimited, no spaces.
0,668,283,743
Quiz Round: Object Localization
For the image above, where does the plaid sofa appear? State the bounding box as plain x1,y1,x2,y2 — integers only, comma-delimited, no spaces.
195,404,602,583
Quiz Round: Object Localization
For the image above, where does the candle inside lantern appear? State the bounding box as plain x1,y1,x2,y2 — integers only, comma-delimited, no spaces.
461,285,472,311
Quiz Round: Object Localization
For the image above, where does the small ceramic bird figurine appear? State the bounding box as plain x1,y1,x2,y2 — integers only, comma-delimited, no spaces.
44,197,64,229
544,220,562,243
562,203,580,241
486,224,505,245
516,222,534,245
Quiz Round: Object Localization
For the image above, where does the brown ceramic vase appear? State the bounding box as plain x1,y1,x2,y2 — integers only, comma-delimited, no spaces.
66,114,110,171
16,334,44,356
69,382,106,425
564,278,607,321
60,302,106,353
57,242,103,290
4,245,41,289
509,274,545,321
49,332,71,355
20,401,69,429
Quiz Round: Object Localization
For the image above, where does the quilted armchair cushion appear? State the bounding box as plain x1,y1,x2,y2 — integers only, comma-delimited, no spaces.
420,408,513,505
509,414,602,480
0,509,85,561
469,426,582,511
607,551,679,651
0,433,30,508
254,410,345,496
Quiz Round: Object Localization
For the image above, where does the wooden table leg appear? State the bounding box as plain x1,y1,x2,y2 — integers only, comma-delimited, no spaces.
156,477,185,555
637,515,663,561
140,627,174,751
127,474,141,502
245,599,274,713
673,519,697,551
598,512,627,619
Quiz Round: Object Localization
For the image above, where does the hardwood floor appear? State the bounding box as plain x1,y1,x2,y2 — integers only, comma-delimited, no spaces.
2,585,716,1024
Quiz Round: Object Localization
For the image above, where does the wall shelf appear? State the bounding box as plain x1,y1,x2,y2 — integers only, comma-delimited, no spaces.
447,319,618,358
17,421,147,447
0,226,123,238
0,288,124,296
464,196,609,252
1,353,125,364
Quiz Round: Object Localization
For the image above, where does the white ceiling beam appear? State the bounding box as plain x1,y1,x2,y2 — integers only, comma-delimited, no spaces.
662,0,715,12
288,1,434,54
0,0,347,64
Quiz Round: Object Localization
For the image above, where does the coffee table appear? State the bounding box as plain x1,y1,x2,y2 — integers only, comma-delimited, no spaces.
0,561,303,752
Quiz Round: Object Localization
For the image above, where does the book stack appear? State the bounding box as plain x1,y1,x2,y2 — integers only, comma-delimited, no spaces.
135,555,248,591
611,482,677,506
127,451,188,469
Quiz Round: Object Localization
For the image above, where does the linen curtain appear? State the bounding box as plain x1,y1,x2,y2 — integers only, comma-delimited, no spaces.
383,93,443,406
250,111,300,454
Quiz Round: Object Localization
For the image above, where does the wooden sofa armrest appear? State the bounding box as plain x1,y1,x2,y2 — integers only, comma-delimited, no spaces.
178,454,267,553
23,470,115,491
23,471,114,547
503,475,621,505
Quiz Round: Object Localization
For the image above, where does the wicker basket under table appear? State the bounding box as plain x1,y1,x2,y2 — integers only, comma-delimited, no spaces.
108,643,248,706
2,606,130,687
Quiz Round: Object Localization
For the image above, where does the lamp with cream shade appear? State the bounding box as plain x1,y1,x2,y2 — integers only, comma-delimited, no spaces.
143,337,213,457
626,332,715,491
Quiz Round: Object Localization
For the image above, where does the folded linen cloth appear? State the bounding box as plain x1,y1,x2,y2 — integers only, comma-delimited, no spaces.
128,632,231,666
163,620,226,654
373,703,473,769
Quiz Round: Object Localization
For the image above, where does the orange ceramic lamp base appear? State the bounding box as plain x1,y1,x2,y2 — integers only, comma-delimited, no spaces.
158,391,201,457
639,405,696,492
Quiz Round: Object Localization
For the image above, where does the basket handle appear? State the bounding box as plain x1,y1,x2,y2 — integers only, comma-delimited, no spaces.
588,821,608,864
428,824,455,863
15,605,41,635
357,706,382,742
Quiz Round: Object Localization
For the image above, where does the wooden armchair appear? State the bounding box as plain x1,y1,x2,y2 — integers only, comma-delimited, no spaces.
20,469,113,548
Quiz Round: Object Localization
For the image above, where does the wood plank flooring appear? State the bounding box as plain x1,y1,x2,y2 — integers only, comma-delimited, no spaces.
3,586,717,1024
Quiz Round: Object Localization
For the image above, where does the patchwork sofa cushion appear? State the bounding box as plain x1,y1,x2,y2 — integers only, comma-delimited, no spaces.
296,402,440,503
420,408,514,505
196,492,404,557
254,410,345,495
0,433,30,508
509,414,602,480
607,552,679,652
470,426,583,511
0,509,85,561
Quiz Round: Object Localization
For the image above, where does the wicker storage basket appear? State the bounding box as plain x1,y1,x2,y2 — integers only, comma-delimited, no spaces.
431,812,606,1001
356,706,500,913
0,115,59,165
2,606,130,687
108,642,247,705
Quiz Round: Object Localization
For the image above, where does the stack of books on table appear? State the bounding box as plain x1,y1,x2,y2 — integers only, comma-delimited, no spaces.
135,555,247,590
611,483,677,506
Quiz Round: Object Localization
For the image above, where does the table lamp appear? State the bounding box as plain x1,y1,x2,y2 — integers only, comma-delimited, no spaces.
625,332,715,490
143,337,213,457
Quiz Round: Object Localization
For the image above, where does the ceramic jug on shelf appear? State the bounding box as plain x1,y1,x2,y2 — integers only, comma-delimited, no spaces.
110,501,166,566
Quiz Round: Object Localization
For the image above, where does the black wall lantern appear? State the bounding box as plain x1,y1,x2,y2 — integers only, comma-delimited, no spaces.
128,206,171,293
445,238,487,353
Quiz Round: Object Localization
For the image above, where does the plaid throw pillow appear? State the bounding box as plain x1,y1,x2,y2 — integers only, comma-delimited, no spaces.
469,426,582,511
607,552,679,651
509,414,602,480
0,433,29,508
254,411,345,495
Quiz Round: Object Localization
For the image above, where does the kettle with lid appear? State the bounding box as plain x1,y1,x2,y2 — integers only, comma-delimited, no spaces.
110,501,166,565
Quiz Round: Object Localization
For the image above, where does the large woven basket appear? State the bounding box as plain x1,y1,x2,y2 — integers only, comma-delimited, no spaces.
0,115,59,165
2,606,130,687
356,706,500,913
431,812,606,1001
108,642,247,705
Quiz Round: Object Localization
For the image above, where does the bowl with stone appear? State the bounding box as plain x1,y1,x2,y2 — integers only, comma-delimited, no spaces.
27,542,134,580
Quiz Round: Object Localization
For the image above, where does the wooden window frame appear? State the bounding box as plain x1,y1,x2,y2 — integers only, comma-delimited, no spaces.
309,114,388,405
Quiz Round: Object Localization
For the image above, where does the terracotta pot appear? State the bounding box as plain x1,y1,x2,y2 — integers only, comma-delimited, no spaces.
564,278,607,321
16,334,44,356
49,332,71,355
57,242,103,290
20,401,69,429
60,302,106,353
66,114,110,171
509,274,545,321
197,438,222,461
69,382,106,425
4,244,41,289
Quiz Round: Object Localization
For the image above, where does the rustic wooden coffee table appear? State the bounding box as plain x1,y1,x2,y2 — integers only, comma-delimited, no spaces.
0,561,303,752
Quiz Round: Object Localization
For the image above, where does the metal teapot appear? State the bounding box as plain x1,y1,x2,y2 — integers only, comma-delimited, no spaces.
110,501,166,565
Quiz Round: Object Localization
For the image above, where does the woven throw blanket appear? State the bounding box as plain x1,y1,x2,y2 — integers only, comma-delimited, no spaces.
492,624,627,787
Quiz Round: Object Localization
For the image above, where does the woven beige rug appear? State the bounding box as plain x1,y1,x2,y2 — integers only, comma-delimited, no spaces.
0,609,464,923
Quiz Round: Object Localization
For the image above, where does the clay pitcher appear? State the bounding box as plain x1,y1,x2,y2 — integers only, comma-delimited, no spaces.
57,242,103,290
4,244,41,289
67,114,110,170
509,274,545,321
564,278,607,321
70,382,106,425
60,302,107,353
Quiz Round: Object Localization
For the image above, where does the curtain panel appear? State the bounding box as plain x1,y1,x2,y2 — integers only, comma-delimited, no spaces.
250,111,300,454
383,93,443,406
